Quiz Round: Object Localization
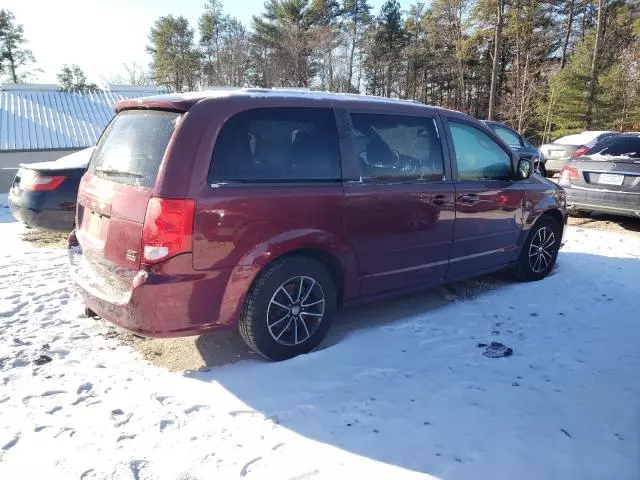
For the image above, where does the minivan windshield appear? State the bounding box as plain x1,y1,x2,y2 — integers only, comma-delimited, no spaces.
89,110,181,188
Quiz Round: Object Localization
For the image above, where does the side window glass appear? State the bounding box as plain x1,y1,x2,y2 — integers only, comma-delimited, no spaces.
350,113,445,182
209,107,341,183
493,126,522,148
449,121,513,181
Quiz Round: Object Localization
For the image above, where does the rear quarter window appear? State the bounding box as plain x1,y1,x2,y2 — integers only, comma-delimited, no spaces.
89,110,181,188
209,107,341,183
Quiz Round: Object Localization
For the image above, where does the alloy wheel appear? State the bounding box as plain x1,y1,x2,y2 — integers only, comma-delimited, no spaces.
266,276,325,346
528,226,556,273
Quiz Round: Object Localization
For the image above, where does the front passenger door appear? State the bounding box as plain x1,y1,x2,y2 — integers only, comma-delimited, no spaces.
444,119,527,278
343,112,455,296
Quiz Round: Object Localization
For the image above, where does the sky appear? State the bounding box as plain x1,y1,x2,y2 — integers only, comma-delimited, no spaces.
2,0,405,85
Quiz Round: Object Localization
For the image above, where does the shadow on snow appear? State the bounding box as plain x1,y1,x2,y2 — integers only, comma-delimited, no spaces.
185,250,640,478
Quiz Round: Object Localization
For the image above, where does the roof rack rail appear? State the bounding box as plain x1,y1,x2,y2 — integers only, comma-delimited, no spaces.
270,87,311,92
200,85,242,91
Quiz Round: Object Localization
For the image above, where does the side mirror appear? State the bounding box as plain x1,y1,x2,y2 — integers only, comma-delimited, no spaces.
517,158,532,180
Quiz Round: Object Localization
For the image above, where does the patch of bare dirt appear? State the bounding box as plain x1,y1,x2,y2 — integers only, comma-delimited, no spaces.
568,214,640,237
20,228,68,248
108,325,255,372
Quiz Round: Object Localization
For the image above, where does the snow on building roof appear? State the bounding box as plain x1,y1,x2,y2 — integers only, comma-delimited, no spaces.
0,84,161,152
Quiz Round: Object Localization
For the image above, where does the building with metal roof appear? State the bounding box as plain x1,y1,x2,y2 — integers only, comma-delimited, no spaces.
0,84,161,192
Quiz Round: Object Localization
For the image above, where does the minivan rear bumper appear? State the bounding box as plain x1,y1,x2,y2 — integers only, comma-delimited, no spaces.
69,239,252,337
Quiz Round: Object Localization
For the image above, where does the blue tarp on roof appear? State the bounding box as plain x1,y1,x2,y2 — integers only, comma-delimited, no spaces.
0,85,160,152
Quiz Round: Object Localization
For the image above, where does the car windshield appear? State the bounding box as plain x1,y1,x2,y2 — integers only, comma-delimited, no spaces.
584,136,640,161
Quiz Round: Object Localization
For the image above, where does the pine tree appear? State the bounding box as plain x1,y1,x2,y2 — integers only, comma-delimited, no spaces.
549,0,638,135
0,9,36,83
146,16,201,92
363,0,406,97
199,0,226,85
585,0,605,129
132,0,640,139
342,0,372,92
487,0,503,120
430,0,472,111
199,0,250,87
251,0,319,88
57,65,99,92
500,0,559,133
308,0,341,90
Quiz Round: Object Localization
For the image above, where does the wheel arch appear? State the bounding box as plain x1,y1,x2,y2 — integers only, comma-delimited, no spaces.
273,248,345,303
540,207,565,229
216,234,358,328
519,200,567,250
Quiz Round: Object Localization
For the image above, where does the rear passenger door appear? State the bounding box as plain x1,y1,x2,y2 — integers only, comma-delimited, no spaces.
341,110,455,296
192,107,345,273
443,118,526,278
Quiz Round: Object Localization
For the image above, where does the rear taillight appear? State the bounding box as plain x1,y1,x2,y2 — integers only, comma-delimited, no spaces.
560,166,580,180
572,146,589,158
22,173,66,191
142,197,195,264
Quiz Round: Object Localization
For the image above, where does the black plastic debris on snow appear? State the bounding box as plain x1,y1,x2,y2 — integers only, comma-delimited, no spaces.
480,342,513,358
33,355,53,366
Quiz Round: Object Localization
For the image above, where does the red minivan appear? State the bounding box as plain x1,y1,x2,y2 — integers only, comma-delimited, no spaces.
69,90,567,360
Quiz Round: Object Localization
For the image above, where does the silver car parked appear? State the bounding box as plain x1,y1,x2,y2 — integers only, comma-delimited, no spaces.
540,131,616,175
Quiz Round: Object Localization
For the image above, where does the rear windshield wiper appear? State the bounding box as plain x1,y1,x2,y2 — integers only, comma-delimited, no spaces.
95,167,143,177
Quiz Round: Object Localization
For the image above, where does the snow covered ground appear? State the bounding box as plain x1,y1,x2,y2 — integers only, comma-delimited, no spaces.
0,194,639,480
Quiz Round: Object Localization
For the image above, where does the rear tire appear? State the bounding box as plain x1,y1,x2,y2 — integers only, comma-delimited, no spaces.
239,256,337,361
514,216,562,282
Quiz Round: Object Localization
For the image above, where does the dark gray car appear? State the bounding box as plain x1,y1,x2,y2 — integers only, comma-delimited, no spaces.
482,121,546,176
559,134,640,218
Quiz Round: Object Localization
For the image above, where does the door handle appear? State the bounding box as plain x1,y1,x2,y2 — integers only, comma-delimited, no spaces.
432,194,447,206
458,193,480,204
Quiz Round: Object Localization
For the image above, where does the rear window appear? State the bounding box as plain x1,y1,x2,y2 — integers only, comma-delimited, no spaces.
586,136,640,159
89,110,181,188
209,107,341,183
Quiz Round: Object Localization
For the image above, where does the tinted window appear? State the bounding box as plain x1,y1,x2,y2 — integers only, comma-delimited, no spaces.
492,125,522,148
90,110,181,188
350,113,444,181
596,132,617,143
210,108,341,183
449,121,513,180
586,136,640,159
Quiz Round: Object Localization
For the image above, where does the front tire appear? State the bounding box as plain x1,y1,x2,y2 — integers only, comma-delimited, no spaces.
239,256,337,361
514,216,562,282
